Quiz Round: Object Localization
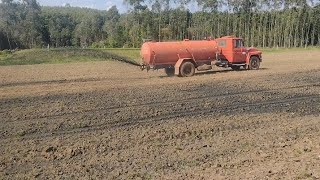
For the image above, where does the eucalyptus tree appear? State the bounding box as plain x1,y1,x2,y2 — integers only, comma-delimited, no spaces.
0,0,17,49
0,0,43,49
19,0,43,48
104,6,122,47
1,0,320,50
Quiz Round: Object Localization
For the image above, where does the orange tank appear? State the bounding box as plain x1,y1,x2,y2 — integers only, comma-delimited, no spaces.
141,40,219,68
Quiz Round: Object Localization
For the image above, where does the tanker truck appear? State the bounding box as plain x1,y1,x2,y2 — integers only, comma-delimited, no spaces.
140,36,262,77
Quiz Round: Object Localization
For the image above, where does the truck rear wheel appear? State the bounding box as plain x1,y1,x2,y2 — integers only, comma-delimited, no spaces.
249,56,260,70
180,62,195,77
165,68,175,77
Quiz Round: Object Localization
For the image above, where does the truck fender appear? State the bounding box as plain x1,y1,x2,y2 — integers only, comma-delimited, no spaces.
246,53,252,65
174,58,196,76
246,52,262,65
246,53,255,65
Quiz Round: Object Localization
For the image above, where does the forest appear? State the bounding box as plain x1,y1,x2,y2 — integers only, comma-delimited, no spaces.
0,0,320,50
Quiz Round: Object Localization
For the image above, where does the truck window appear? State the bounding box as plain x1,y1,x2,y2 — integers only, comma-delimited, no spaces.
234,39,244,48
218,40,227,47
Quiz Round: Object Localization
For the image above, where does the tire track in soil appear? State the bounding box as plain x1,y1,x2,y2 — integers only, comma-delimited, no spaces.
0,78,101,88
1,94,319,142
0,76,151,88
2,83,319,124
4,115,318,177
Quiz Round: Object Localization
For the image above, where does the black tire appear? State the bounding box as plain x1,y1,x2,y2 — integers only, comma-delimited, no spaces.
180,62,195,77
249,56,260,70
231,66,241,71
165,67,175,77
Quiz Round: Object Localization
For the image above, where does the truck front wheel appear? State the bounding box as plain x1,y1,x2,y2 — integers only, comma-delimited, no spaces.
249,56,260,70
180,62,195,77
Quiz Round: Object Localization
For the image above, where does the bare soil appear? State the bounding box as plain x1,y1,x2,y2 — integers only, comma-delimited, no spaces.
0,51,320,179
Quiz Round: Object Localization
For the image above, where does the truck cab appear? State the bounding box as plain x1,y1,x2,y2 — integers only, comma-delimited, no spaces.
216,36,262,70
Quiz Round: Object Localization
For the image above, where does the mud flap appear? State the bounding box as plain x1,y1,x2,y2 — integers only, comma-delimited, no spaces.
174,66,180,76
174,59,185,76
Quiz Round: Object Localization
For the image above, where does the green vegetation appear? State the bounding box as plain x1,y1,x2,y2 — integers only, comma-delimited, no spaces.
1,47,319,66
102,49,141,61
0,50,13,58
261,47,320,53
0,49,140,66
1,0,320,51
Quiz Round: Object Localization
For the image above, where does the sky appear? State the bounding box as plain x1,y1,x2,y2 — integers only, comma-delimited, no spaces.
37,0,129,13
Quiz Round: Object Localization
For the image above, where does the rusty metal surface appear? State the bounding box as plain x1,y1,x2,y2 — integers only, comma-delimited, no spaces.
141,40,219,67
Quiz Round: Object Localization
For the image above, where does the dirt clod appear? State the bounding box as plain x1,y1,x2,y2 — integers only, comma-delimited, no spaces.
45,146,57,153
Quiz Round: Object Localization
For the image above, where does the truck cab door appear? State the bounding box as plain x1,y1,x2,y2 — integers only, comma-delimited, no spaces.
233,39,247,63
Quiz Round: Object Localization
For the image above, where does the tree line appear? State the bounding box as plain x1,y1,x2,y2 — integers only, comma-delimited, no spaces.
0,0,320,50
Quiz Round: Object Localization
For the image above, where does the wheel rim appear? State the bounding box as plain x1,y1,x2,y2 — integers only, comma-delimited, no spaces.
183,64,192,75
251,59,258,69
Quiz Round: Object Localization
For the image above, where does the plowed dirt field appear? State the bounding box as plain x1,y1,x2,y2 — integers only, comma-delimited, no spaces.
1,50,320,179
